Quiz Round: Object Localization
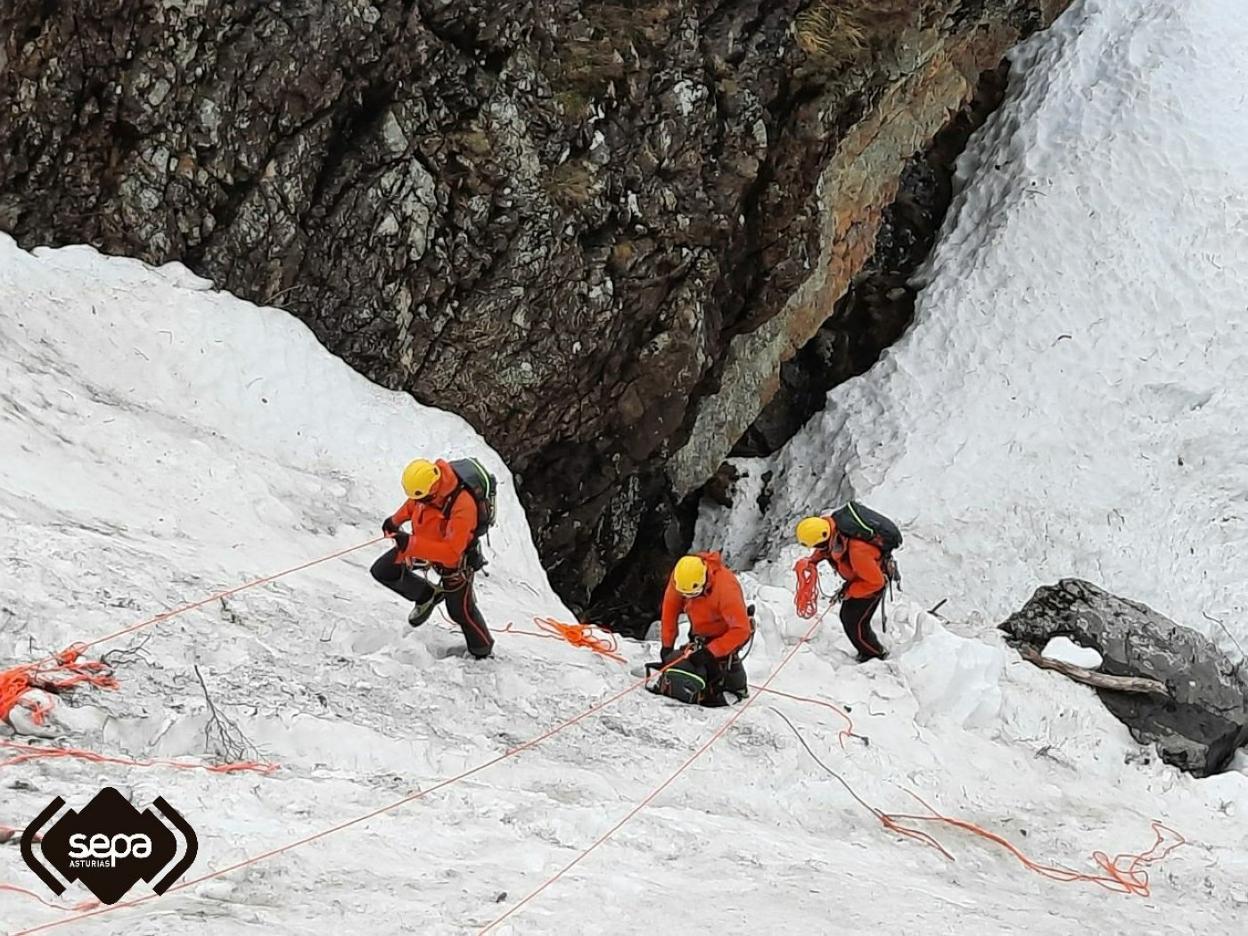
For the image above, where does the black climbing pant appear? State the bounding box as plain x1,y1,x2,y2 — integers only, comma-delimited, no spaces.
370,547,494,658
840,592,885,660
652,648,748,707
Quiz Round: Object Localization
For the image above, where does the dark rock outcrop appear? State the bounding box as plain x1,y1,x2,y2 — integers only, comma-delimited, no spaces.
1,1,1073,628
1001,579,1248,777
733,60,1011,457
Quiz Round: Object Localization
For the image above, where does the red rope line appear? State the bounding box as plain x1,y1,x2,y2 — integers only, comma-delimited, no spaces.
759,687,860,749
0,739,276,774
66,536,385,659
476,609,830,933
8,653,700,935
886,790,1186,896
2,538,381,731
769,707,1187,896
2,543,1190,927
0,885,97,914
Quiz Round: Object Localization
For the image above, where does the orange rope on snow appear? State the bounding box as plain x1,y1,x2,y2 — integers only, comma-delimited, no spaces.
794,557,821,619
0,537,382,731
887,791,1186,897
0,739,277,775
772,707,1188,896
0,884,96,914
2,533,1190,929
759,687,860,749
0,648,117,727
64,536,386,660
443,615,627,663
477,608,831,934
531,617,627,663
8,652,702,936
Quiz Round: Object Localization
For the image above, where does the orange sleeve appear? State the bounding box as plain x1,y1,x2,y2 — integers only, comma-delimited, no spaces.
660,583,683,648
845,540,886,597
704,575,751,658
390,501,414,527
402,491,477,566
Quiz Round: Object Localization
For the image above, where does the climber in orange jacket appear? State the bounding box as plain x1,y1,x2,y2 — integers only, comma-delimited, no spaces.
796,516,888,662
655,552,753,705
370,458,493,659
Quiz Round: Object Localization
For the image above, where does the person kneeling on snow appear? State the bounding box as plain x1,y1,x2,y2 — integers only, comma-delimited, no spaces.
795,510,895,663
650,552,752,707
371,458,494,659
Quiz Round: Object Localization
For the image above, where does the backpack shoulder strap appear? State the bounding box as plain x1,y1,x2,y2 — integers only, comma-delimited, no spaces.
440,481,468,519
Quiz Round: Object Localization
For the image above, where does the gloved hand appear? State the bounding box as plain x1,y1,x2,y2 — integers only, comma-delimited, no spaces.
660,645,677,664
687,646,717,672
392,529,410,554
835,582,850,603
382,517,399,536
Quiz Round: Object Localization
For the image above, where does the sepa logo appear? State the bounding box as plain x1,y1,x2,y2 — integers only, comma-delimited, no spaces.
21,787,197,905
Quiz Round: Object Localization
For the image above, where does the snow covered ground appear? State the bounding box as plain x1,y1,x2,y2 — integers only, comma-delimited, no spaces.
2,0,1247,934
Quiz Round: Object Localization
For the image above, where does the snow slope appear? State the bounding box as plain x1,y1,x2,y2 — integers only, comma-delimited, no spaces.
701,0,1248,663
2,0,1247,934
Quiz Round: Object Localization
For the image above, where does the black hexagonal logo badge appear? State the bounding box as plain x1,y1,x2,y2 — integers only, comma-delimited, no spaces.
21,787,197,905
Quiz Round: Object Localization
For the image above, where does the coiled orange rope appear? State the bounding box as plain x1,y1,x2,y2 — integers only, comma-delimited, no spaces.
794,556,820,619
0,648,117,727
491,617,627,663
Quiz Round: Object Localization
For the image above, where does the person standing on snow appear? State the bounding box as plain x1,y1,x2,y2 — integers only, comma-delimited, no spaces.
652,552,753,706
371,458,494,659
796,514,891,662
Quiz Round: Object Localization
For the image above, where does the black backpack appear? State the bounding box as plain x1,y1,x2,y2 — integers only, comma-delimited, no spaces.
443,458,498,565
831,501,902,556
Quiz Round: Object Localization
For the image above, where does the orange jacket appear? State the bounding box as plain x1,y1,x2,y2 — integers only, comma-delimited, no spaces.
387,459,477,569
812,519,886,599
660,552,752,658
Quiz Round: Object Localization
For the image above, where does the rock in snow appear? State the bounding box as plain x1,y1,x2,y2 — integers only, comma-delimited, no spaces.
1001,579,1248,777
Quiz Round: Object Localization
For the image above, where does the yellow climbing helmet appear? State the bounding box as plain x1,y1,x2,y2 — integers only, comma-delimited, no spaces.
401,458,441,500
796,516,832,548
672,555,709,597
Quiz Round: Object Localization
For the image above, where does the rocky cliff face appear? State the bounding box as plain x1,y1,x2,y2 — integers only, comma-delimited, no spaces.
1,0,1072,628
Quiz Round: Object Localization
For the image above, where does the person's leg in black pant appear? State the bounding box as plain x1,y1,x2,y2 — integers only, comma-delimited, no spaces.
840,592,886,661
441,569,494,658
370,547,442,626
722,651,748,698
